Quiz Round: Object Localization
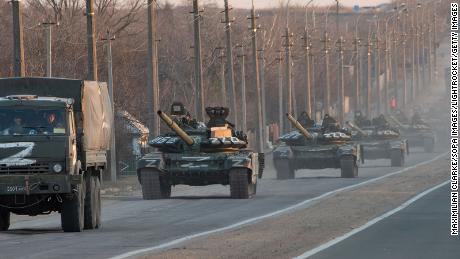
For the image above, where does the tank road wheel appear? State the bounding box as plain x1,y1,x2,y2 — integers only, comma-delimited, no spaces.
0,207,10,231
423,138,435,153
140,169,171,200
230,168,254,199
84,174,97,229
340,156,358,178
391,149,404,167
275,160,295,180
61,182,86,232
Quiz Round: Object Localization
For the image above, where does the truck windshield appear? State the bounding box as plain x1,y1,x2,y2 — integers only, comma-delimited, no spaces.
0,108,66,136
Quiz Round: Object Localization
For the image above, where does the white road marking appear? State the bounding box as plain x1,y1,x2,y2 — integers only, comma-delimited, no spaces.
108,152,448,259
293,180,450,259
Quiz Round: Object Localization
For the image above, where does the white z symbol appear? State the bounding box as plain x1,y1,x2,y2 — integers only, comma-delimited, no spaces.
0,142,36,166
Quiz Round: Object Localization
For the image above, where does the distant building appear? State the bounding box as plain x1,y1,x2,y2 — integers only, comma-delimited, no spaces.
115,110,149,175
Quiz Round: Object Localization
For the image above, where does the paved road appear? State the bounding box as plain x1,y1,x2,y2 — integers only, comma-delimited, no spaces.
0,143,447,259
310,184,459,259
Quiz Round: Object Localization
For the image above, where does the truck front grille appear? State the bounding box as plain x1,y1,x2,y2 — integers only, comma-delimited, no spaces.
0,163,50,174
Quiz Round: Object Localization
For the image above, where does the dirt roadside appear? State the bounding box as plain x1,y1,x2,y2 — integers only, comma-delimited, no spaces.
139,155,448,259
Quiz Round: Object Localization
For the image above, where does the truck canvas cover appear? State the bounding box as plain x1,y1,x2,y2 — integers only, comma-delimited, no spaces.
0,77,113,151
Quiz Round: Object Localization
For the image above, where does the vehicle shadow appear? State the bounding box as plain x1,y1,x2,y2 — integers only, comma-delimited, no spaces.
359,165,391,168
4,228,62,235
293,176,342,180
170,196,231,200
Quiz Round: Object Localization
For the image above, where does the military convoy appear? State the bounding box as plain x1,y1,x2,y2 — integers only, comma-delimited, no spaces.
137,103,264,199
273,113,361,179
347,113,408,167
0,77,435,233
0,77,112,232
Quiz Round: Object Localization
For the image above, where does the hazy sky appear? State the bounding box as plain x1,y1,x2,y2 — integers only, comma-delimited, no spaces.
166,0,391,9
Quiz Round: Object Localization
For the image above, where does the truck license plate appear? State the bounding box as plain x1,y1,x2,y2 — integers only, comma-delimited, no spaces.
0,184,25,193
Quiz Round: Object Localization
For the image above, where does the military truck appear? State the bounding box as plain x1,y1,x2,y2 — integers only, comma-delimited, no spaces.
0,77,113,232
387,111,435,153
137,103,264,199
346,117,408,167
273,113,361,179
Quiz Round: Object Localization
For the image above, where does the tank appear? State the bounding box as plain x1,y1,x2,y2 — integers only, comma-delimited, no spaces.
136,103,264,199
273,113,361,179
347,114,408,167
388,110,435,153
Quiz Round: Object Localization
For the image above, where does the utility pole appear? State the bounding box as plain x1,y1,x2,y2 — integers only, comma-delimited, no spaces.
248,1,263,152
420,18,426,90
303,2,313,117
41,22,57,77
258,48,266,146
401,14,408,109
86,0,98,81
192,0,205,121
383,26,390,113
335,0,340,36
277,50,284,134
302,30,312,116
372,32,381,115
12,0,24,77
102,29,117,182
336,36,345,123
410,11,418,102
366,31,372,117
420,6,429,90
217,47,227,105
321,31,331,115
427,14,433,86
222,0,237,126
147,0,160,137
352,36,361,112
310,53,316,120
392,19,399,110
282,28,293,121
237,44,247,132
415,3,421,97
433,13,438,81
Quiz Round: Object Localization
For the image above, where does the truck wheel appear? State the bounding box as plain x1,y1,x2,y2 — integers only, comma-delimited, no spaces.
84,174,97,229
230,168,254,199
423,138,434,153
61,183,86,232
94,176,102,229
140,169,171,200
0,208,10,231
340,156,358,178
391,149,404,167
275,160,295,180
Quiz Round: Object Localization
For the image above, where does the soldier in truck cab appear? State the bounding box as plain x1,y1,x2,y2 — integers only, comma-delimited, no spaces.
6,116,26,135
43,112,65,134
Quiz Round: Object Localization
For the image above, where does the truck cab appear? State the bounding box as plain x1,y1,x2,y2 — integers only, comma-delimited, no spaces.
0,95,78,177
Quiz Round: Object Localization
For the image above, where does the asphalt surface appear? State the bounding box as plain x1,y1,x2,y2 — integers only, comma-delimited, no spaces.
310,184,459,259
0,143,447,259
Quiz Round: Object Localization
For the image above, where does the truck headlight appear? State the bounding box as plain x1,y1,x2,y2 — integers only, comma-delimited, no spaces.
53,163,63,173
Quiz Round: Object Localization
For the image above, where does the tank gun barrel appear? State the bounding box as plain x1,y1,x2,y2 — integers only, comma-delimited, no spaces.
346,121,368,136
286,113,314,139
387,115,406,128
157,110,194,146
